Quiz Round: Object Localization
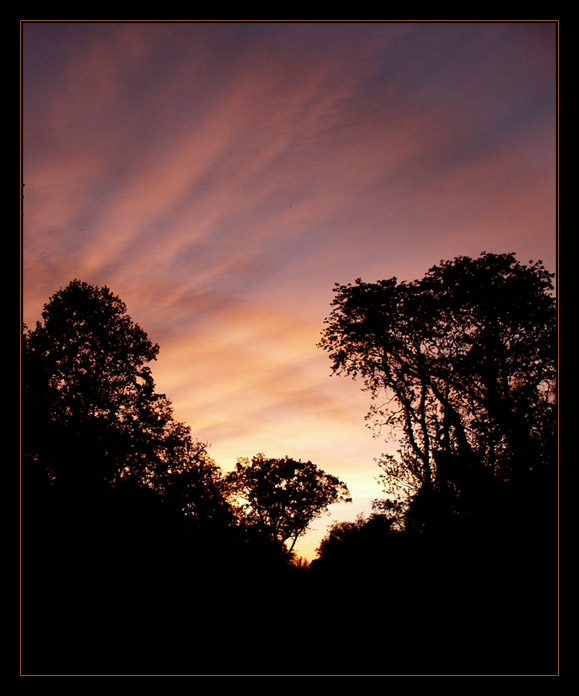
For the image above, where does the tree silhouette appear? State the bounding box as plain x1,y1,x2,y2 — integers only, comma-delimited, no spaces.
225,454,351,553
319,252,556,528
314,513,396,568
21,287,227,565
313,252,558,676
20,269,558,676
21,279,245,675
22,279,221,506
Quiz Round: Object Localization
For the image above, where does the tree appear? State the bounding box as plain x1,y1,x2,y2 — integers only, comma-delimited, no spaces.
314,513,395,566
21,279,226,521
21,280,247,674
319,252,556,526
225,454,351,553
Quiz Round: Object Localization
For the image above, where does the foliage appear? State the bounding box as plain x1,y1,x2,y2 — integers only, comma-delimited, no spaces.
314,513,394,564
21,279,229,526
319,252,557,524
225,454,351,552
20,270,558,675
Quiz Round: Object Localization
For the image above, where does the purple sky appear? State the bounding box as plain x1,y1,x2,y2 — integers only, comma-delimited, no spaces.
22,21,558,559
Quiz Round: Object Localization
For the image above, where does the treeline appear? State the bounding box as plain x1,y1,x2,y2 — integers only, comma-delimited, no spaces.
20,252,558,676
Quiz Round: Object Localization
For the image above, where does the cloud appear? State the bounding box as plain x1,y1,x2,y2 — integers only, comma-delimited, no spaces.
24,23,556,302
23,22,557,557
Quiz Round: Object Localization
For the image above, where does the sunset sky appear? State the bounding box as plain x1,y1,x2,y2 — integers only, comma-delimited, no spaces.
21,20,558,560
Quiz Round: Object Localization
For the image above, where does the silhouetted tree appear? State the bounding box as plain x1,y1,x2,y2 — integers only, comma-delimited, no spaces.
20,278,243,600
314,251,559,673
319,252,556,528
314,513,395,568
22,279,221,503
225,454,351,553
21,279,246,675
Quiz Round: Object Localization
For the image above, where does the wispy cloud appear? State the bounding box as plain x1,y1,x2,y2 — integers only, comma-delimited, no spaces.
23,21,557,558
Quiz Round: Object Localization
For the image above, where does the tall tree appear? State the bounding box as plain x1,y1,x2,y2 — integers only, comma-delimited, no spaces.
225,454,351,553
319,252,556,524
21,280,242,676
21,279,222,514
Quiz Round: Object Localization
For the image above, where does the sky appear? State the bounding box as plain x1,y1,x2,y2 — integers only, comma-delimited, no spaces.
21,20,558,560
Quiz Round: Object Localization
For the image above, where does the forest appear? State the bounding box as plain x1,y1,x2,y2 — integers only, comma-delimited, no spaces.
20,252,558,676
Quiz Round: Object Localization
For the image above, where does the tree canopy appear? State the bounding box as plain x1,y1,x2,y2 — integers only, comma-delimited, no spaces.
319,252,557,527
21,279,229,528
225,454,351,553
20,264,558,676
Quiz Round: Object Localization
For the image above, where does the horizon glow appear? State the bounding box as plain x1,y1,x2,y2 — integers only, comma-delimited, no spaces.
22,20,557,560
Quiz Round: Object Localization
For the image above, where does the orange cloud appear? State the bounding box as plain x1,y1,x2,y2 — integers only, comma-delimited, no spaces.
23,22,557,560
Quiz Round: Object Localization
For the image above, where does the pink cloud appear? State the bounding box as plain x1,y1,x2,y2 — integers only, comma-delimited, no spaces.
23,22,557,559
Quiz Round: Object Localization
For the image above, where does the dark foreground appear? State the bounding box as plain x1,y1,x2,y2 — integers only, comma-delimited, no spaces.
21,487,558,677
